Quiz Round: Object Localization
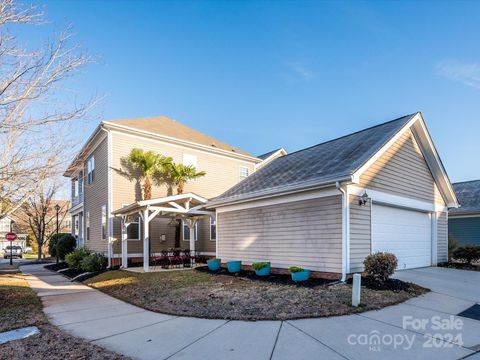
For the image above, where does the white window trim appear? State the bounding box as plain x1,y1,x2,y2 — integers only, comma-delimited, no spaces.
101,205,107,240
122,204,141,241
87,156,95,185
182,221,198,241
209,217,216,241
86,212,90,241
239,166,249,178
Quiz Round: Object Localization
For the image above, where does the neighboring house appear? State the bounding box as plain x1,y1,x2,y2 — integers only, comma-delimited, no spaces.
0,216,27,251
209,112,458,279
449,180,480,246
64,116,264,266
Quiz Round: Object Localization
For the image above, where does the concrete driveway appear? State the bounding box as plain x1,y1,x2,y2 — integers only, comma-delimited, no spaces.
20,265,480,360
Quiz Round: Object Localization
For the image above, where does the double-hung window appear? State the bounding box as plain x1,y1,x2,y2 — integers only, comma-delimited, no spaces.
87,156,95,184
239,166,249,179
210,217,216,241
101,205,107,240
127,217,140,240
183,221,198,241
86,212,90,241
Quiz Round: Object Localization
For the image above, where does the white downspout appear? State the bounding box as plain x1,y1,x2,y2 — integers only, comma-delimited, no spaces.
336,181,349,282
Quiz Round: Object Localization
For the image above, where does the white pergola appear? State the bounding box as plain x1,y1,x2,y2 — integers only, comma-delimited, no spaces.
111,192,215,272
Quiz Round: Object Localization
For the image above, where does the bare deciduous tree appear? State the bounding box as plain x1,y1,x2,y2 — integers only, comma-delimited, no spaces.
0,0,97,218
19,185,69,260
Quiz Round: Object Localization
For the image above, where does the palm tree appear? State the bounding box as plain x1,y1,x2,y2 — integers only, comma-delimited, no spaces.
167,163,206,195
126,148,172,200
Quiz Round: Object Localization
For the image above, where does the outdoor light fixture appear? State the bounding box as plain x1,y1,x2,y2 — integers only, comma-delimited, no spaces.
359,192,369,206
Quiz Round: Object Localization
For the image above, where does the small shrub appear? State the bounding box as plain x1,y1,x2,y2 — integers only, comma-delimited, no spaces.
289,266,304,273
48,233,70,257
65,248,91,270
56,234,76,261
252,262,269,271
363,252,398,284
452,246,480,265
81,253,107,272
448,235,459,261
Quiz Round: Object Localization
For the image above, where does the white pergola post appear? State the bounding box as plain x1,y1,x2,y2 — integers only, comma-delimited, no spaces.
185,217,199,265
121,217,128,269
143,208,150,272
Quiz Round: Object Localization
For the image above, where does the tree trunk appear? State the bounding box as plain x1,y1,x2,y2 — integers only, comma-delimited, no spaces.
177,182,184,194
144,176,152,200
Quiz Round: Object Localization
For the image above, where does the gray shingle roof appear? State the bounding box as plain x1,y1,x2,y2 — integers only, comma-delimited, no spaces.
212,114,416,205
257,148,282,160
450,180,480,215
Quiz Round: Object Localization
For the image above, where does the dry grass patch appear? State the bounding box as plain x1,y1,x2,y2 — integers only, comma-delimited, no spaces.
0,272,130,360
85,268,428,320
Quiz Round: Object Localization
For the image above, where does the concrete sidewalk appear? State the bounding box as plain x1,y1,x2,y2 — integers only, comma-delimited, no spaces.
21,264,480,360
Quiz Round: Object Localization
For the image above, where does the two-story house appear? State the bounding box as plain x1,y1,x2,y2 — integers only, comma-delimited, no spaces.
64,116,268,267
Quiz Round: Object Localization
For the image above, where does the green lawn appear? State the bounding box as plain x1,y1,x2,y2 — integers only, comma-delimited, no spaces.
85,268,428,320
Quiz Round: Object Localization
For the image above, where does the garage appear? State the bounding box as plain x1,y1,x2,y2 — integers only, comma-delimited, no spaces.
372,204,432,270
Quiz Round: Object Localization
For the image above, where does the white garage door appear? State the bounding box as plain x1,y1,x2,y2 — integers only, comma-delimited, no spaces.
372,204,432,270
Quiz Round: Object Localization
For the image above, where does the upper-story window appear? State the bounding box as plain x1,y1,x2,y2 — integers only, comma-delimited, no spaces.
72,179,79,198
87,156,95,184
0,218,11,232
239,166,249,179
183,154,197,168
101,205,107,240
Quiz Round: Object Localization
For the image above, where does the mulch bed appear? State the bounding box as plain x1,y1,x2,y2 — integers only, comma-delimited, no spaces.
44,262,104,282
44,262,69,272
85,266,428,321
438,261,480,271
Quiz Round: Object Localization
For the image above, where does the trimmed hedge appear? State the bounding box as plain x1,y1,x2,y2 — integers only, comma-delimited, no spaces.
364,252,398,284
48,233,70,257
452,246,480,265
81,253,107,272
65,248,91,270
56,234,76,261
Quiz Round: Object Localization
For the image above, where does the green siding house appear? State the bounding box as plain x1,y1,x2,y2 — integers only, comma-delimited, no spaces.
449,180,480,246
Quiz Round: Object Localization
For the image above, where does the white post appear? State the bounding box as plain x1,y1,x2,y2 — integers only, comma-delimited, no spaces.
121,218,128,269
352,273,361,307
186,217,197,265
143,209,150,272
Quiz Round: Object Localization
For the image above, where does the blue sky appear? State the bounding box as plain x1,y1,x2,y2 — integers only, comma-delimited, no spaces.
33,0,480,182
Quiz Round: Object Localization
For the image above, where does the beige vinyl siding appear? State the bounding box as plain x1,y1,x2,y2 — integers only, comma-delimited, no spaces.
83,136,109,253
111,131,254,254
349,194,371,272
360,129,445,206
217,196,342,273
437,212,448,263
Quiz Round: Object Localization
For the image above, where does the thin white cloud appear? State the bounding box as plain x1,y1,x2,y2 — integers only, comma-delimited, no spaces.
286,62,315,82
436,60,480,89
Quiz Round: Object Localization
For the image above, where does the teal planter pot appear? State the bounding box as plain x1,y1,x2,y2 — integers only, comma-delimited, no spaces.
207,259,221,271
227,260,242,273
255,263,271,276
291,270,310,282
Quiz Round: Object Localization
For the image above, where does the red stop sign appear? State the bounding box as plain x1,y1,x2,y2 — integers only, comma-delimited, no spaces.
5,232,17,241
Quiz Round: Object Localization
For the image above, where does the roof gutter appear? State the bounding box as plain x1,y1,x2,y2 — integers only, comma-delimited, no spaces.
208,176,352,209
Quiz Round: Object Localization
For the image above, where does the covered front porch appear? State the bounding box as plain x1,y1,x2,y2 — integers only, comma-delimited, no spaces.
111,192,215,272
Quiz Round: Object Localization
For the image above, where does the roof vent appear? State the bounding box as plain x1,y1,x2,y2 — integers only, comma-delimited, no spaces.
211,143,217,147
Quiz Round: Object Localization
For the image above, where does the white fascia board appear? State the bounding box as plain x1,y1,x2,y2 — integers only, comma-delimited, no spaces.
103,121,261,164
351,113,420,183
349,185,448,213
215,186,341,213
209,176,352,208
64,125,106,177
410,117,458,208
